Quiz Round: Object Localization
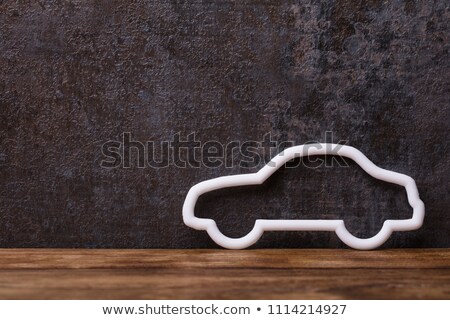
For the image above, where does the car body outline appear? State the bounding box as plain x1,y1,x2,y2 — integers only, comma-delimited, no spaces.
182,143,425,250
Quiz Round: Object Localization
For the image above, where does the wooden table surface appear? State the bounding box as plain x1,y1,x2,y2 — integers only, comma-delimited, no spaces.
0,249,449,299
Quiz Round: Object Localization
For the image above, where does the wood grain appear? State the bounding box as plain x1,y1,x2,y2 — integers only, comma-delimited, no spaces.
0,249,449,299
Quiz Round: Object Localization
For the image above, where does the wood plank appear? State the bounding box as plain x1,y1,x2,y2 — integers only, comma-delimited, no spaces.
0,249,449,299
0,268,449,299
0,249,449,270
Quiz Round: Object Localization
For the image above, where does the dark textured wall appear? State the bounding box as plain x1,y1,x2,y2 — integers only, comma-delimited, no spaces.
0,0,449,248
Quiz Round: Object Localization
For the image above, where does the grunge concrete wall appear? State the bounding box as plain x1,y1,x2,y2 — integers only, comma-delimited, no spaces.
0,0,449,248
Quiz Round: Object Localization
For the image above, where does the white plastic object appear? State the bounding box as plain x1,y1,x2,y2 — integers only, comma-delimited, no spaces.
182,143,425,250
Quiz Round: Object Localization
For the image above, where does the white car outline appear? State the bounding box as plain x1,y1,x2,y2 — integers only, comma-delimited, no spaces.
182,143,425,250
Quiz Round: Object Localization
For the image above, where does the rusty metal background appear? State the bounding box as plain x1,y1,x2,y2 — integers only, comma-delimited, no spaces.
0,0,449,248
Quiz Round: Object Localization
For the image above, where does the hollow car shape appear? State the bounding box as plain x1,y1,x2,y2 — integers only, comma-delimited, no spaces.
182,143,425,250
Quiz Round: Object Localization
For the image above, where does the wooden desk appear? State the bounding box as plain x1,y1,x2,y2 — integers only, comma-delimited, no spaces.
0,249,449,299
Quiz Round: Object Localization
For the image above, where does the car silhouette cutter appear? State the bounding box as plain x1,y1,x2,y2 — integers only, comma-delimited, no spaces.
182,143,425,250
